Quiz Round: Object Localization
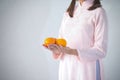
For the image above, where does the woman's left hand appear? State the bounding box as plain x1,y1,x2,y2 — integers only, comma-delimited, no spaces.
59,46,78,56
47,44,78,56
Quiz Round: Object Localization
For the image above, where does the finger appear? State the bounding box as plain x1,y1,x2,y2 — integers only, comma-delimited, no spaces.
48,46,57,51
42,44,48,49
48,44,58,47
48,44,58,50
48,44,62,53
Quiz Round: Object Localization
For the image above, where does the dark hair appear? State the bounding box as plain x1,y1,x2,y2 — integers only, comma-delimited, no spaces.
67,0,76,17
67,0,102,17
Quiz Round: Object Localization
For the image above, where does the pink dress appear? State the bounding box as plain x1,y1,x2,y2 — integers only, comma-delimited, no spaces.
55,0,108,80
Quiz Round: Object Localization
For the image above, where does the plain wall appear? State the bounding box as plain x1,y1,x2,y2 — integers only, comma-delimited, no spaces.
0,0,120,80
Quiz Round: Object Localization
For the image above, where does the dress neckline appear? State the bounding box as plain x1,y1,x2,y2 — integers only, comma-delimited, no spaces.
76,0,94,10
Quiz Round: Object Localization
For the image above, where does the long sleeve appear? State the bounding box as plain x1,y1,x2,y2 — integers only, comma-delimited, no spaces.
77,8,108,62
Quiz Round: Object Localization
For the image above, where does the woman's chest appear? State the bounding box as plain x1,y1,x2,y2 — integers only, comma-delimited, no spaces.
62,11,95,37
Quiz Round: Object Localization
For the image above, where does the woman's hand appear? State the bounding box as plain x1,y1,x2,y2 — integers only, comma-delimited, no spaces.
48,44,62,54
43,44,63,59
43,44,78,56
43,44,62,54
60,46,78,56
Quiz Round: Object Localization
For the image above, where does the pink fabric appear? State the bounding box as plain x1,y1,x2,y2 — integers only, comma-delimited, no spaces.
56,0,108,80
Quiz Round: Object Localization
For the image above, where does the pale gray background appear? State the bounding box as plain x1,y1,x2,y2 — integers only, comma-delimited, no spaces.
0,0,120,80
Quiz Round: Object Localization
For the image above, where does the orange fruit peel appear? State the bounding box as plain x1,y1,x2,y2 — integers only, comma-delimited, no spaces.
43,37,67,47
44,37,56,47
56,38,67,47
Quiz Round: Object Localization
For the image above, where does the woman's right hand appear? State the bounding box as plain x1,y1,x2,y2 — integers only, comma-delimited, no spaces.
43,44,62,53
43,44,62,59
48,44,62,54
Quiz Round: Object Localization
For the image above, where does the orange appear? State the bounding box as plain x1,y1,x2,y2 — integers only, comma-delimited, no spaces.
56,38,67,47
44,37,56,47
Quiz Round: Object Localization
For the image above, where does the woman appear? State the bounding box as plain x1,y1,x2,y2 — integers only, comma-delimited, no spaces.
44,0,108,80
